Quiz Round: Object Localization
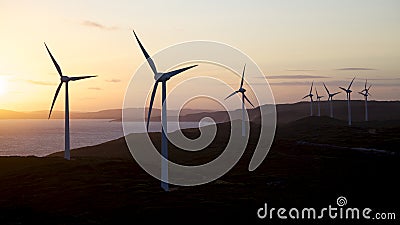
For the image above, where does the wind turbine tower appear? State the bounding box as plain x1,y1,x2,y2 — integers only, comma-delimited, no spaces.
302,81,314,116
45,43,96,160
133,30,198,191
359,79,371,122
339,77,356,126
323,82,340,118
224,64,255,137
315,88,324,117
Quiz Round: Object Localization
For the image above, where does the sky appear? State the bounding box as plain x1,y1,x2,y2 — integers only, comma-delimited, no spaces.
0,0,399,112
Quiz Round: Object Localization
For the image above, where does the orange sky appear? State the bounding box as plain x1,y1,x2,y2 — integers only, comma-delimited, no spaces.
1,0,399,112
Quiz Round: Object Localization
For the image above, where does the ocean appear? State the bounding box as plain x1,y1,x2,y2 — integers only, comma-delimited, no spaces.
0,119,202,157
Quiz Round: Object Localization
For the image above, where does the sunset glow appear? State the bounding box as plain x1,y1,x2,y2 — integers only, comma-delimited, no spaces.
1,0,399,112
0,77,7,95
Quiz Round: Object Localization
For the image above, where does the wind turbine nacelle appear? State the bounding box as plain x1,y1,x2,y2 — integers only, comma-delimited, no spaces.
239,88,246,93
61,76,70,82
155,73,169,82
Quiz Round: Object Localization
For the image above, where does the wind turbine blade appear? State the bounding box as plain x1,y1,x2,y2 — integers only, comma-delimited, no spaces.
132,30,158,75
365,79,367,90
48,82,63,119
368,84,372,91
44,42,63,77
146,82,159,130
225,91,238,100
348,77,356,90
315,88,318,97
240,64,246,89
243,94,255,107
332,92,341,96
69,75,97,81
162,65,198,79
309,81,314,94
302,94,309,99
339,87,347,92
323,82,330,95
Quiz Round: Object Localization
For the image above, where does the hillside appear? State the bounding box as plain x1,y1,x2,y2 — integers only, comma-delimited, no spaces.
1,118,399,224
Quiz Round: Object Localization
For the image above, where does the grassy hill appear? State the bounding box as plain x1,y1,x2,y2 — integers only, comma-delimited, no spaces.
0,117,399,224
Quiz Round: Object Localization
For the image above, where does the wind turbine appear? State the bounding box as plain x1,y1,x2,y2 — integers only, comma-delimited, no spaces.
315,88,324,117
45,42,96,160
358,79,371,121
224,64,254,137
323,82,341,118
302,81,314,116
339,77,356,126
132,30,198,192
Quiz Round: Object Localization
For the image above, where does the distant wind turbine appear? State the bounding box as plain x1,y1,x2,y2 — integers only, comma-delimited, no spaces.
315,88,324,117
358,79,371,121
339,77,356,126
133,30,198,192
224,64,255,137
302,81,314,116
323,82,341,118
45,42,96,160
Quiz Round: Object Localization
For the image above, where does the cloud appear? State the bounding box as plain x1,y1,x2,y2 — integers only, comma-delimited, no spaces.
266,80,400,87
336,67,377,71
268,81,315,86
28,80,57,86
286,69,316,72
88,87,102,90
105,79,121,83
266,75,330,79
82,20,118,30
363,77,400,81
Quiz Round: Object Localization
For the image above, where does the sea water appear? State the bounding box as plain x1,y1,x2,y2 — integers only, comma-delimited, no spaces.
0,119,203,156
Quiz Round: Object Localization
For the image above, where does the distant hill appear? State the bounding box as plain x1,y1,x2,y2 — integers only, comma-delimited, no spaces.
0,109,28,119
0,108,212,120
173,100,400,124
2,101,399,124
274,100,400,124
0,109,123,120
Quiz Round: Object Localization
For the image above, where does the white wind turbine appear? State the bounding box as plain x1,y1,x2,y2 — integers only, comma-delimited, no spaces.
133,30,198,192
225,64,255,137
302,81,314,116
315,88,324,117
323,82,341,118
339,77,356,126
45,42,96,160
358,79,371,121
